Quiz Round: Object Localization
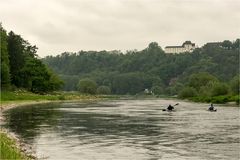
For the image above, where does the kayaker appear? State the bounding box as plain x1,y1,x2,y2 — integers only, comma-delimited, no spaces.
208,103,214,111
167,104,174,111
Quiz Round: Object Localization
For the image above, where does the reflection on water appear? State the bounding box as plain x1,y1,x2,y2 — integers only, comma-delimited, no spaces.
2,100,240,160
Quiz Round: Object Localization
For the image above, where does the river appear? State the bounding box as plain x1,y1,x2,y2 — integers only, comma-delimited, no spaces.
2,99,240,160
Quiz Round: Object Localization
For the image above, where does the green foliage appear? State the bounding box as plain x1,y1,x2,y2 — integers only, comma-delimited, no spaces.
0,91,108,102
151,86,164,95
1,63,11,89
230,75,240,95
166,83,184,96
19,57,63,93
97,86,111,95
210,82,229,96
77,78,97,94
42,39,239,98
1,91,59,101
178,87,197,99
111,72,153,95
0,24,11,89
190,95,239,104
58,95,66,100
8,31,32,87
221,40,233,49
0,132,28,160
0,25,63,93
60,75,79,91
188,72,218,90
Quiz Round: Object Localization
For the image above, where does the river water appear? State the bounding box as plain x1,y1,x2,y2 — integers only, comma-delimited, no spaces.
2,99,240,160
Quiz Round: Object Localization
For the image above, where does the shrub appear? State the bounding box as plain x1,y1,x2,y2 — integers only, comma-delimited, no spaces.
96,86,111,95
188,72,218,90
211,96,229,103
58,95,65,100
151,86,163,95
230,75,240,95
210,82,229,96
77,78,97,94
178,87,197,99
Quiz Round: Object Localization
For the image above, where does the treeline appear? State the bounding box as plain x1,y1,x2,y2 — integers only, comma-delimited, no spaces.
43,40,239,99
0,24,63,93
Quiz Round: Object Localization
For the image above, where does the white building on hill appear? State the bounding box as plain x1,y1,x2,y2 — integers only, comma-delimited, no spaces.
165,41,196,54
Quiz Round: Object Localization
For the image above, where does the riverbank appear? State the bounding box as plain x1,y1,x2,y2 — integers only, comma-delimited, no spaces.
0,129,35,160
187,95,239,105
1,91,119,110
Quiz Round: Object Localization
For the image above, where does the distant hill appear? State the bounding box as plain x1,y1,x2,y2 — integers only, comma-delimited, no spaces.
42,40,239,95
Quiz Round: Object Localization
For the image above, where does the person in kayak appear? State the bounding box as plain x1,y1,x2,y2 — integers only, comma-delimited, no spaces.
167,104,174,111
208,103,215,111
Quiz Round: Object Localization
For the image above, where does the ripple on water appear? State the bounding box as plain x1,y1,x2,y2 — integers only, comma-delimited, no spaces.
2,100,240,160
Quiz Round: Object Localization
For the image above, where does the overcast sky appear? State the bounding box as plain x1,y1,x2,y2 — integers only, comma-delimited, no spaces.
1,0,239,57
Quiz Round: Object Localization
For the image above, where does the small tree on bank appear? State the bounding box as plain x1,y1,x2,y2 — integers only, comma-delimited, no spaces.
178,87,197,99
97,86,111,95
77,78,97,94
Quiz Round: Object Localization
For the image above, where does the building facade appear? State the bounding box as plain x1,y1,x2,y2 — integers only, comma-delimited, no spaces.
165,41,196,54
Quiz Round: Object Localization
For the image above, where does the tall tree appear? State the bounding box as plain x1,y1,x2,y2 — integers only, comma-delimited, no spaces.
0,24,11,89
8,31,26,87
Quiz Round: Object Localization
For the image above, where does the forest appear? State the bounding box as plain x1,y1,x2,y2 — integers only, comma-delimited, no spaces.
43,39,239,101
1,23,239,102
0,24,63,93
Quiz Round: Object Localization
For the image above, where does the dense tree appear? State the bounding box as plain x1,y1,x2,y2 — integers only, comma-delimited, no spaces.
59,75,79,91
232,39,240,50
1,25,63,93
111,72,151,95
178,87,197,98
0,24,11,89
188,72,219,91
151,86,164,95
8,31,29,87
210,82,229,96
221,40,233,49
230,75,240,95
43,40,239,96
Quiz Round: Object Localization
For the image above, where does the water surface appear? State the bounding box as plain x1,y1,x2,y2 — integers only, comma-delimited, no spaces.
2,99,240,160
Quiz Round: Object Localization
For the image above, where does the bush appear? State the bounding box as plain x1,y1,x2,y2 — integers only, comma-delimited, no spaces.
190,96,212,103
211,96,229,103
178,87,197,99
230,75,240,95
188,72,218,90
58,95,65,100
96,86,111,95
151,86,163,95
210,82,229,96
77,78,97,94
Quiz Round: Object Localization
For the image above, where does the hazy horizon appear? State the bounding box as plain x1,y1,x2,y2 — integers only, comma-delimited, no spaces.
1,0,239,57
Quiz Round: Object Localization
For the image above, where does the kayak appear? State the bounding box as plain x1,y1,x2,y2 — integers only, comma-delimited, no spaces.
208,109,217,112
162,109,176,112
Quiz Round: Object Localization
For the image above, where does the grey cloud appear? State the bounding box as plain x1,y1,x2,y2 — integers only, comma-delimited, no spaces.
0,0,239,57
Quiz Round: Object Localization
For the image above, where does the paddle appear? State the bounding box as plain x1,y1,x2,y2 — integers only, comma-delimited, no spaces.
162,103,179,111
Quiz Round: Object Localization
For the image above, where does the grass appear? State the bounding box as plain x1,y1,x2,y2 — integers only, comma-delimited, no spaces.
0,132,29,160
0,91,120,106
1,91,60,101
